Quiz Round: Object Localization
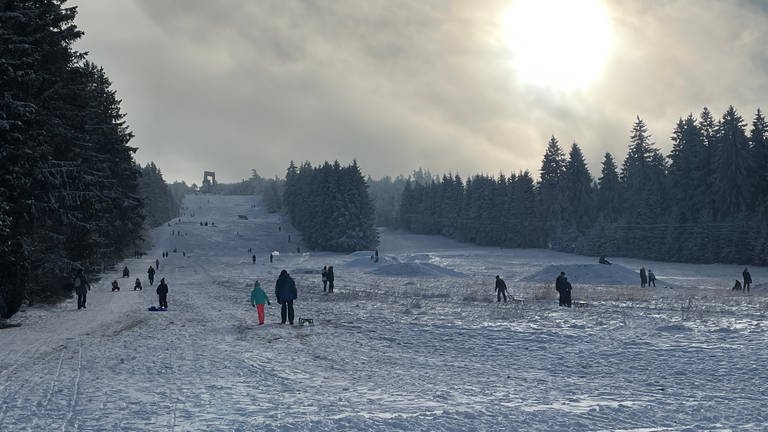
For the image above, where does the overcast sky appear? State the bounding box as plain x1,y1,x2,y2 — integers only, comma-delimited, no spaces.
70,0,768,185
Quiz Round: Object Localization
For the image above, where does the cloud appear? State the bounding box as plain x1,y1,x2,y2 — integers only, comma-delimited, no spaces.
71,0,768,184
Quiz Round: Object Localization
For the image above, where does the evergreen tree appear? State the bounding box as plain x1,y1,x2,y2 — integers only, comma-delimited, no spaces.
538,135,566,246
714,106,751,219
620,116,666,225
748,108,768,214
561,142,595,238
668,115,710,224
597,152,620,223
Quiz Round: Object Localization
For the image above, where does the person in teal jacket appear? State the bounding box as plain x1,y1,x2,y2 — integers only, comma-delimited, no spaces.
250,280,270,325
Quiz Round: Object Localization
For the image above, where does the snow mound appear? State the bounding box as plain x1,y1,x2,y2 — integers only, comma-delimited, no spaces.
344,255,399,268
521,263,655,286
367,262,466,278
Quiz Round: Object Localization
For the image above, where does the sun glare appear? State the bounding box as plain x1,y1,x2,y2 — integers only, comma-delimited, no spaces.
502,0,614,91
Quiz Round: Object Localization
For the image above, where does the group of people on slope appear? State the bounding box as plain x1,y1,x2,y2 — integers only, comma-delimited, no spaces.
494,272,573,307
74,261,170,310
733,267,752,292
639,266,656,287
249,269,298,325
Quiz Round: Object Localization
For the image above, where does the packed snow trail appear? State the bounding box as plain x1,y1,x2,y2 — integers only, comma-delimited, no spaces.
1,194,767,431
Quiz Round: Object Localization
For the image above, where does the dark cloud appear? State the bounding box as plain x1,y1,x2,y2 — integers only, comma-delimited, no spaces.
71,0,768,184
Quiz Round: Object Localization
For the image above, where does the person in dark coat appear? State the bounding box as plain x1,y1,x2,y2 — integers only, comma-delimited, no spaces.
122,266,130,277
111,280,120,292
555,271,566,306
156,278,169,308
647,269,656,287
74,269,90,310
743,268,752,293
252,254,256,264
495,275,508,303
321,266,328,292
274,270,297,324
640,267,647,288
561,277,573,307
155,258,160,270
732,280,742,292
147,265,156,286
134,278,143,291
327,266,335,293
269,253,273,263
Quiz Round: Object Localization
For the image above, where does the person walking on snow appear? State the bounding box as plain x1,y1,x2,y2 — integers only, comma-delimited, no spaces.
327,266,335,293
555,272,566,307
321,266,328,292
156,278,169,308
640,267,647,288
250,281,270,325
155,258,160,270
147,265,156,286
561,276,573,307
275,270,297,325
743,267,752,293
252,254,256,264
647,269,656,287
74,269,90,310
495,275,508,303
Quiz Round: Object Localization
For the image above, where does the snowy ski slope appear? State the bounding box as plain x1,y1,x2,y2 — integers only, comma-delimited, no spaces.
1,194,767,431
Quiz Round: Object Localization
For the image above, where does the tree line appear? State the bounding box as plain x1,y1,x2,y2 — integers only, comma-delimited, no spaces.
283,160,378,252
394,107,768,265
0,1,179,318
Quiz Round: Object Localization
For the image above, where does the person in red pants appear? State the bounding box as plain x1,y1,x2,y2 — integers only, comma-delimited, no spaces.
250,280,270,325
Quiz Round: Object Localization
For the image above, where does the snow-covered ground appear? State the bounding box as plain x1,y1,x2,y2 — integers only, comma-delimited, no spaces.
2,194,767,431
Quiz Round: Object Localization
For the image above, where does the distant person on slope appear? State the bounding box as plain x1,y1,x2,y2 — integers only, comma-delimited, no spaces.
321,266,328,292
495,275,508,303
250,281,270,325
561,276,573,307
74,269,90,310
555,272,566,307
275,270,297,325
327,266,335,293
147,265,156,286
134,278,143,291
640,267,647,288
743,268,752,293
647,269,656,287
122,266,130,278
111,280,120,292
732,280,742,292
156,278,169,309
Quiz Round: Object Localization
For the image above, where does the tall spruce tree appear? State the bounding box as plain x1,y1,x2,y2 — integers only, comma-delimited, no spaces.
538,135,566,246
597,152,620,223
561,142,595,238
748,108,768,214
715,106,751,219
620,116,666,225
668,115,710,223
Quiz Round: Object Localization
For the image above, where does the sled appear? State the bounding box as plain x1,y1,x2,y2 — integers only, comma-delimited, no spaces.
298,317,314,326
573,301,588,308
510,297,524,304
147,306,168,312
0,321,21,329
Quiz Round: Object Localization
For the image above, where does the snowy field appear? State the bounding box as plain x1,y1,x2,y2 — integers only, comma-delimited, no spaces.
2,194,767,431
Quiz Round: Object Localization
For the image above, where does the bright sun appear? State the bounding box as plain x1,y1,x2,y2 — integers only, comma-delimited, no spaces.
502,0,614,91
